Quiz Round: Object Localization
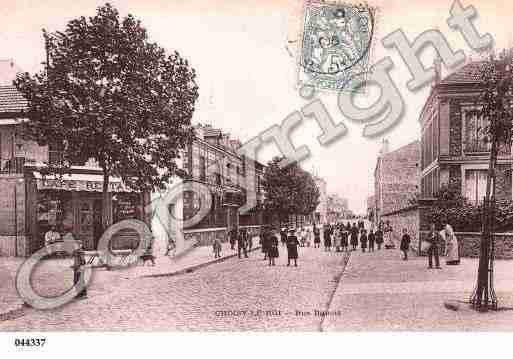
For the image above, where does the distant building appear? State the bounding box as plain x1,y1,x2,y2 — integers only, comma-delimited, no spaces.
327,193,349,222
374,139,421,223
313,176,327,224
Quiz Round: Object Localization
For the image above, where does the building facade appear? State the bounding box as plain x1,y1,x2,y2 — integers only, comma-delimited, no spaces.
0,85,149,257
374,139,421,224
327,193,349,223
176,124,265,247
420,61,513,204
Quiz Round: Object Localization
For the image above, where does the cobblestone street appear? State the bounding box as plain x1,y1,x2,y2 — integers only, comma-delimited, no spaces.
0,245,349,331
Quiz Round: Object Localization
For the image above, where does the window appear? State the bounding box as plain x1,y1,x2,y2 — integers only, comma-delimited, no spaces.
226,163,232,183
465,110,490,153
465,169,489,205
199,156,206,181
48,142,64,165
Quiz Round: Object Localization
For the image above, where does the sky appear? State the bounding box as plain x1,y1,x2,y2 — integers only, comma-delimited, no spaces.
2,0,513,214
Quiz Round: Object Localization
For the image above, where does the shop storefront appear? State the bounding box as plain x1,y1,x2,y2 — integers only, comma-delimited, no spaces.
25,170,148,253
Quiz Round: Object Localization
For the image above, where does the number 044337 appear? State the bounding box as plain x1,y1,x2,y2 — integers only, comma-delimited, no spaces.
14,338,46,347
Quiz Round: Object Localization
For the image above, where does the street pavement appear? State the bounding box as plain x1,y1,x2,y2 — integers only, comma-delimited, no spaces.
0,244,349,331
3,231,513,331
0,241,253,317
323,247,513,331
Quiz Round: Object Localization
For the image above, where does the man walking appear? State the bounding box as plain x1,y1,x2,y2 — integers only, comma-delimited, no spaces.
229,227,237,250
375,227,384,250
427,223,442,269
360,229,368,253
238,228,248,259
400,228,411,260
368,229,375,252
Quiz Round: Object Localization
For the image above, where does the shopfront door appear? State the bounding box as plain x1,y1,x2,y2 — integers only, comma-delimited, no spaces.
77,199,103,249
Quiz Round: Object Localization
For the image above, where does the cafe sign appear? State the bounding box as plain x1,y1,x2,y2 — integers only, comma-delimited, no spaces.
36,178,131,193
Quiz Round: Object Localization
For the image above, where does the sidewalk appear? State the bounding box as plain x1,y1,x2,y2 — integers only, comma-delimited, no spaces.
322,248,513,331
0,239,260,317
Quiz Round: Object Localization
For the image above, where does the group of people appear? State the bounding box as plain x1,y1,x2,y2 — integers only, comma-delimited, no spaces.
259,227,300,266
318,221,385,253
424,222,460,269
212,218,461,271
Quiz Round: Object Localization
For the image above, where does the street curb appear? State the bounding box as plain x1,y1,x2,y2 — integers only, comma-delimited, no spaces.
141,246,262,279
319,250,352,332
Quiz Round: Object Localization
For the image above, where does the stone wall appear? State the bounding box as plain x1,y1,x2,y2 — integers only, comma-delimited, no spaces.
381,207,419,246
419,231,513,259
0,175,28,256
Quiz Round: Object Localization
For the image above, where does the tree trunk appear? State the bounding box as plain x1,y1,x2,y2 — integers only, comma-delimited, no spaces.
102,166,110,232
472,138,498,310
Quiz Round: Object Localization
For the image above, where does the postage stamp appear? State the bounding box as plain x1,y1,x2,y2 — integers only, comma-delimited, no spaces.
297,0,376,93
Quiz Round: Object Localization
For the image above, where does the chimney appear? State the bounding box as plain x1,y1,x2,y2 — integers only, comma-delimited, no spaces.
434,57,442,85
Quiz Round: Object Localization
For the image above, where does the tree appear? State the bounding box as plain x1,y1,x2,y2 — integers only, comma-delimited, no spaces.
470,50,513,311
262,157,320,226
15,3,198,230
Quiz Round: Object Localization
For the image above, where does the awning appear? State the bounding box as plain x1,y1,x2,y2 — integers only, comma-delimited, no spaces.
33,172,132,193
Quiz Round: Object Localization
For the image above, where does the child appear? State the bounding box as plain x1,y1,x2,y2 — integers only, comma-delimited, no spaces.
213,237,222,258
400,228,411,260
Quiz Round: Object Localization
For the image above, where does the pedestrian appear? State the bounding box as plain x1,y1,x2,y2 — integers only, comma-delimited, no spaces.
305,228,312,247
72,241,87,300
400,228,411,260
368,229,375,252
248,232,254,251
229,228,237,250
280,228,288,247
237,229,248,259
165,234,175,256
427,223,442,269
299,227,306,247
442,224,460,265
384,221,395,249
350,223,359,250
260,227,270,260
375,227,384,250
45,226,61,247
324,225,332,251
313,224,321,248
213,237,222,258
360,229,368,253
341,229,349,252
334,228,342,252
286,229,300,267
268,230,279,266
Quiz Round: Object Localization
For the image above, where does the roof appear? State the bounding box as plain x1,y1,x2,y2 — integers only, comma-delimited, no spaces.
0,85,28,114
203,127,222,137
439,61,485,86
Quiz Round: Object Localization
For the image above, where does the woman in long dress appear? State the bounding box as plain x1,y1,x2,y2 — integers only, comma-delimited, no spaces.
442,224,460,265
384,221,395,249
